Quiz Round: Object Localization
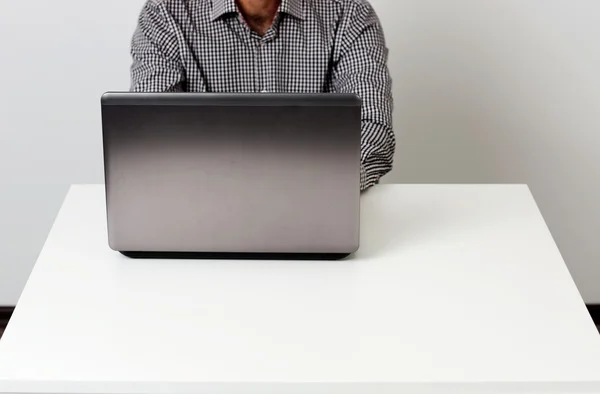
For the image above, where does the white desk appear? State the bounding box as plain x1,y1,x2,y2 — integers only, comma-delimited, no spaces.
0,184,599,394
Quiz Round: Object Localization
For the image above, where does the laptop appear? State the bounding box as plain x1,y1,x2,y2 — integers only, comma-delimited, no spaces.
100,92,361,260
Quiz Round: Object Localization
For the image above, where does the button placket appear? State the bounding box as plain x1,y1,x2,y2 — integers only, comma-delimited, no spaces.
254,39,267,93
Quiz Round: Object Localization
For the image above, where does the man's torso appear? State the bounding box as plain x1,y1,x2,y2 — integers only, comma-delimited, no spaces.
150,0,362,93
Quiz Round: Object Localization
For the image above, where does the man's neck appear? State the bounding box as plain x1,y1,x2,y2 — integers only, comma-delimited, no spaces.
236,0,280,35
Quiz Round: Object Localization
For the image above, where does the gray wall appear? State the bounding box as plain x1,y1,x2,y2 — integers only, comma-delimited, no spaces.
0,0,598,304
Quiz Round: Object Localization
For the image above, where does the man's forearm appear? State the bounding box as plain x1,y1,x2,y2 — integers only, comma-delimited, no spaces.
360,122,395,191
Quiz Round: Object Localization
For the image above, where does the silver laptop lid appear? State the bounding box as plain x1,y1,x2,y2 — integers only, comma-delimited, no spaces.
101,93,361,257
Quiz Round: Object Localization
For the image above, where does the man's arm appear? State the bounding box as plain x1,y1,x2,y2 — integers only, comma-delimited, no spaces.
332,2,396,191
130,1,185,92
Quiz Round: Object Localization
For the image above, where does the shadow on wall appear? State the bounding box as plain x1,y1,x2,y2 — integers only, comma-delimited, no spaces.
378,0,599,186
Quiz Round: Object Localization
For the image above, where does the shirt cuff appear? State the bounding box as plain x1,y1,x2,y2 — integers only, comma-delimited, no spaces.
360,164,382,191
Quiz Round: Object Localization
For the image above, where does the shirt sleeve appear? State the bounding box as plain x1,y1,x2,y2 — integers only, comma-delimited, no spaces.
130,1,186,92
332,2,396,191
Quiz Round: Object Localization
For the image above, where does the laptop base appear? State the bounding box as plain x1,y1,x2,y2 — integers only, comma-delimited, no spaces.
120,251,351,261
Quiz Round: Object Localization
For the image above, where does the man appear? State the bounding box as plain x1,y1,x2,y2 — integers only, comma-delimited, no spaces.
130,0,395,190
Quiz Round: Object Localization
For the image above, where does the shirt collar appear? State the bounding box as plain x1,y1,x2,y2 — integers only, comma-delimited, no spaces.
210,0,305,21
279,0,304,20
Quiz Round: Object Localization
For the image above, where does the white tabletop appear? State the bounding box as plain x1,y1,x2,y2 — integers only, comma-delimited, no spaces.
0,184,599,394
